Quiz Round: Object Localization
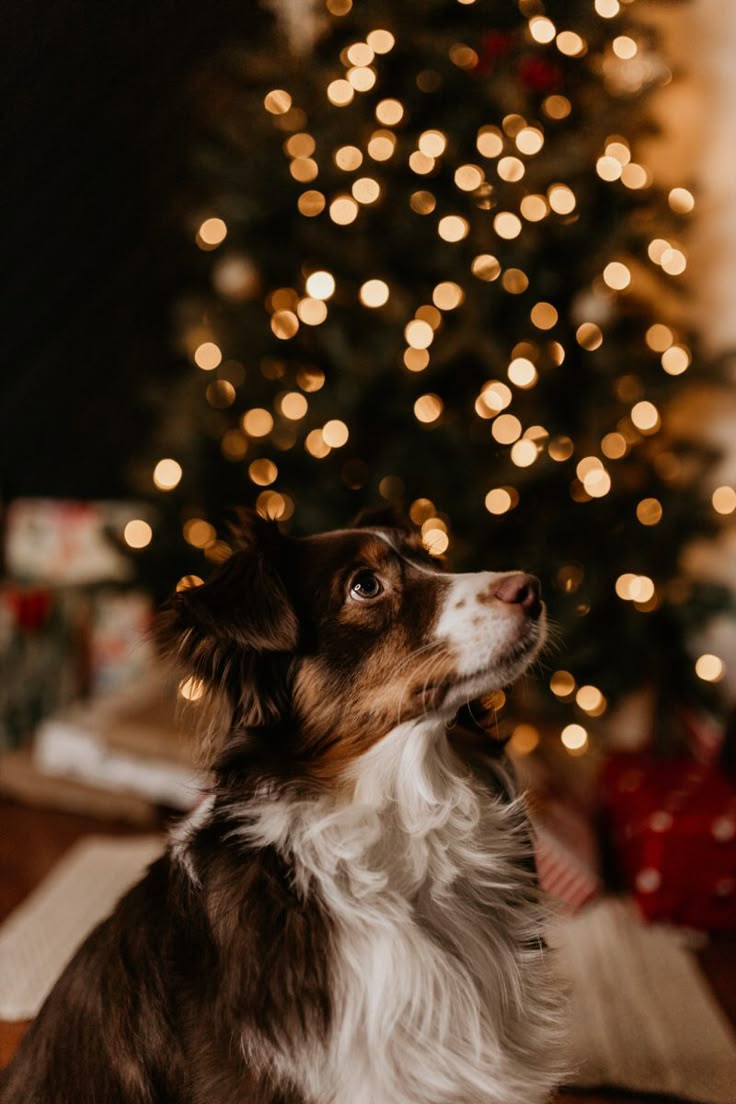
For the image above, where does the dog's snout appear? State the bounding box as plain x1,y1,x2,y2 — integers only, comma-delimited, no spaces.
494,573,542,619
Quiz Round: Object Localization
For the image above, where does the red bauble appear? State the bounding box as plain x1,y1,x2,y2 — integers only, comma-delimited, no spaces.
519,56,562,93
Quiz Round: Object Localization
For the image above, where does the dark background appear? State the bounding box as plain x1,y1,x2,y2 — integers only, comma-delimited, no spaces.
1,1,272,501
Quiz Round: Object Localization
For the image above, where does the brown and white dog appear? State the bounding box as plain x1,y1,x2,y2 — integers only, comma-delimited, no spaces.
1,511,564,1104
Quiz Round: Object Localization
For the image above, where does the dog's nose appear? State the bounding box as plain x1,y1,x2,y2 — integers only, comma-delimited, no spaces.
494,573,542,619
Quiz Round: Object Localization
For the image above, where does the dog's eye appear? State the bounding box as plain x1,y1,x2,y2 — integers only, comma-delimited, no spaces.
349,571,383,600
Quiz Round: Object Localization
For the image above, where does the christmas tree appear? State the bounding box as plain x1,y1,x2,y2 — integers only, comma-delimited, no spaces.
139,0,730,751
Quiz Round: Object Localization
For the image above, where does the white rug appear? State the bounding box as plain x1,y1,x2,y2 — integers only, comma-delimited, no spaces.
1,837,735,1103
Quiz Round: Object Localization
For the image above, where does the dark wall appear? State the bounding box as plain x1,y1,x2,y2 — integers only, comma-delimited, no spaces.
1,0,272,499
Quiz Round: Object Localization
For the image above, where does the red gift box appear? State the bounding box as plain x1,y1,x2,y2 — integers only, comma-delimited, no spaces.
600,752,736,931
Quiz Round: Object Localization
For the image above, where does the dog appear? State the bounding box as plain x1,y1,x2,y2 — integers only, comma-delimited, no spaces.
1,510,564,1104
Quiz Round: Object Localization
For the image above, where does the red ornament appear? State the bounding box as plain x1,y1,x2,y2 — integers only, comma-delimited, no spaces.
5,586,53,633
601,752,736,931
519,56,562,93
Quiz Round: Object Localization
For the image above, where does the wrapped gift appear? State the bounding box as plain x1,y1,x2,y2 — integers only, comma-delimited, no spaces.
600,752,736,931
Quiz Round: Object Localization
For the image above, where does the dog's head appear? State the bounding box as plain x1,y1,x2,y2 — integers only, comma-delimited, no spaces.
157,510,545,780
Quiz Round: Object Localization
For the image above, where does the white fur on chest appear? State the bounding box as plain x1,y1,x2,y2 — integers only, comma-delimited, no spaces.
240,717,563,1104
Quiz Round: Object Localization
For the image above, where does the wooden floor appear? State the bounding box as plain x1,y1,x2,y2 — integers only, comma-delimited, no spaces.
0,795,734,1103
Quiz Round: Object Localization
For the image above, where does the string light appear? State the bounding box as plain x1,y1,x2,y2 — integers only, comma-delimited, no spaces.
179,676,205,702
279,392,308,420
405,319,434,348
352,177,381,204
184,519,215,548
410,190,436,214
194,342,222,370
511,439,538,467
485,487,518,514
368,130,396,160
264,89,292,115
507,357,538,388
637,498,663,525
418,130,447,157
271,310,299,339
713,487,736,515
242,408,274,436
404,348,429,372
376,98,404,125
603,261,631,290
248,459,278,486
498,156,525,182
493,212,522,239
521,195,549,221
631,401,660,433
298,190,326,217
414,394,443,423
531,302,558,329
176,575,203,592
297,298,328,325
327,79,354,106
360,279,390,307
124,519,152,549
661,345,690,375
669,187,695,214
551,671,576,697
576,323,603,351
305,429,331,458
509,725,540,755
548,184,576,214
561,723,589,754
492,414,522,444
438,215,469,242
365,29,394,53
695,654,724,682
529,17,556,44
471,254,501,281
432,281,464,310
477,126,503,157
613,35,638,59
322,419,349,447
454,164,484,191
197,218,227,248
153,459,182,491
576,685,606,716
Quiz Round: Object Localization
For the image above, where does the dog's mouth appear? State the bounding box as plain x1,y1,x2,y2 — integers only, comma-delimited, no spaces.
412,619,544,710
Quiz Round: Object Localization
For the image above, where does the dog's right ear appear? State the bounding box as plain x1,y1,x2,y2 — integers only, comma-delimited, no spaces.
155,513,298,725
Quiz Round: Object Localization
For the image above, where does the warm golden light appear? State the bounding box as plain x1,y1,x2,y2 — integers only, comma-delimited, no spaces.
184,519,215,548
551,670,576,697
367,130,396,161
405,319,434,349
637,498,663,526
561,724,588,754
530,302,558,330
548,436,574,461
198,217,227,246
409,498,435,524
476,126,504,158
511,439,537,467
153,459,182,491
423,528,449,556
602,432,627,459
454,164,484,191
603,261,631,290
289,157,318,183
622,163,649,189
176,575,204,592
613,35,638,59
414,394,443,424
286,133,315,158
271,310,299,340
520,195,548,222
221,429,248,461
264,89,292,115
305,271,335,300
661,345,690,375
557,31,586,56
432,281,464,310
576,323,603,351
242,408,274,437
248,459,278,486
548,184,576,214
507,357,538,388
493,212,522,239
409,151,435,175
297,298,328,325
280,391,308,420
471,254,501,281
346,41,374,66
305,429,331,458
366,28,395,53
334,145,363,171
194,342,222,371
329,196,359,224
669,187,695,214
256,490,293,521
502,269,528,294
576,685,605,714
352,177,381,204
529,16,556,43
660,248,687,276
647,324,674,352
543,95,571,120
648,238,670,265
179,676,205,702
347,65,377,92
322,419,349,447
479,380,512,414
419,129,447,157
404,348,430,372
298,190,326,217
631,401,660,433
438,215,469,242
360,278,390,307
124,519,152,549
509,724,540,756
410,190,437,214
375,98,404,125
492,414,522,444
595,0,620,16
713,486,736,515
516,127,544,155
498,156,525,182
485,488,513,515
695,654,724,682
597,156,623,182
327,79,354,106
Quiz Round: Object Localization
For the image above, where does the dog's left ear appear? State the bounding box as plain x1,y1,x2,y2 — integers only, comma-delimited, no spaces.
155,512,298,728
351,504,412,532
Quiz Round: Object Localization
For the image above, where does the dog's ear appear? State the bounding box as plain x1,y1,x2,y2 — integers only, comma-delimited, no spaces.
155,512,298,730
351,504,412,532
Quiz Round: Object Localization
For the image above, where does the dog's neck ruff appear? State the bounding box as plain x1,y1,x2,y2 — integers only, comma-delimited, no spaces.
224,715,563,1104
